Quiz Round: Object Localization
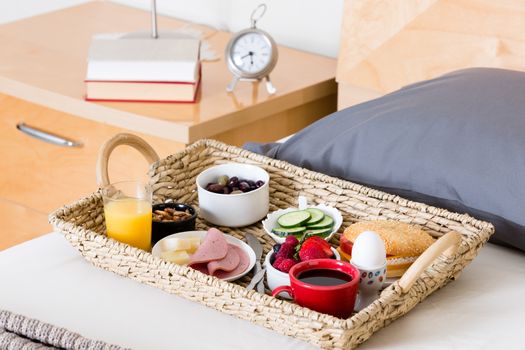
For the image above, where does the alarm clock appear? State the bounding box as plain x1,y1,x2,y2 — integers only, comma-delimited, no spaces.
225,4,278,94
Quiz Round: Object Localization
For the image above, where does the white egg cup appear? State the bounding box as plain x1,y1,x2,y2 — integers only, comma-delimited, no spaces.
350,230,387,312
351,260,387,312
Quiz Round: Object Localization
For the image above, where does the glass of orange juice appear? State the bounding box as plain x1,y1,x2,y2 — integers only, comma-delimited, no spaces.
101,181,152,251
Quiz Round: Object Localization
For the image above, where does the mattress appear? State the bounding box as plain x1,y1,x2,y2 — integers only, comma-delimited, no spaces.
0,233,523,349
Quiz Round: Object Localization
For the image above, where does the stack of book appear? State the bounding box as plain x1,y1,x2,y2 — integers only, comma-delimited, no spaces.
85,37,200,103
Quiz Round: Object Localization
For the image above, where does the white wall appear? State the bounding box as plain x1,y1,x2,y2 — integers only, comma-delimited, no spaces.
113,0,344,58
0,0,89,24
227,0,344,58
0,0,343,58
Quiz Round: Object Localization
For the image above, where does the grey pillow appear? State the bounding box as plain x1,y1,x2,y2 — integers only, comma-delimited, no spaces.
245,68,525,252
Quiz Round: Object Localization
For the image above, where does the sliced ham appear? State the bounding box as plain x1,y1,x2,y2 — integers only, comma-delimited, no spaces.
190,263,209,275
207,244,240,276
189,228,228,265
214,244,250,279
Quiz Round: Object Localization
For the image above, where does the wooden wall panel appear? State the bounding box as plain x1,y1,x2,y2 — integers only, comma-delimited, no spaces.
337,0,525,108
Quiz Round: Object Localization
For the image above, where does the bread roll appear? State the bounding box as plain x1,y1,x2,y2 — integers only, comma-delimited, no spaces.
343,220,434,257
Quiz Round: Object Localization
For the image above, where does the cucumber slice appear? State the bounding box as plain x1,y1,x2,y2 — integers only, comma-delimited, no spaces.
272,226,306,237
305,208,325,225
305,227,333,238
277,210,311,228
306,215,334,229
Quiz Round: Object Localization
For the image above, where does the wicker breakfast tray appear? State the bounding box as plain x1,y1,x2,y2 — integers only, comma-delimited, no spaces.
49,134,494,350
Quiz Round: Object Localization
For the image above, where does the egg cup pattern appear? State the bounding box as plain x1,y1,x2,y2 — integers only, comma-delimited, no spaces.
354,262,387,311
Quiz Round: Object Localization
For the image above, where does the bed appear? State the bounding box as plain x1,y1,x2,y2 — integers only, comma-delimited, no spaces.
1,232,524,349
2,1,525,349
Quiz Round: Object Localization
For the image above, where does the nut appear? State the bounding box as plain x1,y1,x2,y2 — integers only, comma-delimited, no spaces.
152,207,193,223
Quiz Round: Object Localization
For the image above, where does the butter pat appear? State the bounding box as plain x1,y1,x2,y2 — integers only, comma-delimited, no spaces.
160,250,191,265
164,237,201,254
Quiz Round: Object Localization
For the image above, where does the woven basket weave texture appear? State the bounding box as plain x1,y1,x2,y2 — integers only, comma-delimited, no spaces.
49,139,494,350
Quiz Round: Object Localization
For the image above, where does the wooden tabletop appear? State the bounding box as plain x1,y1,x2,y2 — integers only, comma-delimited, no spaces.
0,2,336,144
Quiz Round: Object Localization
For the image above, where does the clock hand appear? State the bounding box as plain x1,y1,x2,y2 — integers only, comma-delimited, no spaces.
241,51,255,59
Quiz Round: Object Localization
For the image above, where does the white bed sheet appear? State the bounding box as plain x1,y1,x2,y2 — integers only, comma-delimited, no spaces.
0,233,523,350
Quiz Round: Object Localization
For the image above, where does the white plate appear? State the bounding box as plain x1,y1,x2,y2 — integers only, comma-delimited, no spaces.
262,204,343,244
152,230,256,282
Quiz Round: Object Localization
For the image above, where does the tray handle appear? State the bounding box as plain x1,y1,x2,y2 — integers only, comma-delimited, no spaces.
398,231,462,293
96,133,160,187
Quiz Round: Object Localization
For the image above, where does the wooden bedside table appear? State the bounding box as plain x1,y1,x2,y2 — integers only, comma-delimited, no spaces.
0,93,186,250
0,3,336,250
0,2,337,147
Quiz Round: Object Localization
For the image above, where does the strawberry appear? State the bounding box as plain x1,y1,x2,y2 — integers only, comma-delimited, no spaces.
299,245,329,261
284,235,299,246
276,258,297,273
301,236,333,257
276,243,295,259
272,256,285,269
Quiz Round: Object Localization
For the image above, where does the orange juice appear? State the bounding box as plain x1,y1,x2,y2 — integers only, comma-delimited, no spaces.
104,198,152,251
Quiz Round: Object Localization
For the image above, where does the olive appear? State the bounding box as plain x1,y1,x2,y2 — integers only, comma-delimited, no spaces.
205,176,264,194
217,175,229,186
207,183,224,193
228,176,239,188
238,181,251,192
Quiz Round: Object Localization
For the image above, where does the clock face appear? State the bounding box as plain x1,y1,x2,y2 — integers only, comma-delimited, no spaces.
231,32,272,74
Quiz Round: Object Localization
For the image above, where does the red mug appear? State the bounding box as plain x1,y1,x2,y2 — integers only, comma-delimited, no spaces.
272,259,359,318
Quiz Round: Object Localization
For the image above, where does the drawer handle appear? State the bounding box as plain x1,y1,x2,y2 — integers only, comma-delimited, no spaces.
16,123,83,147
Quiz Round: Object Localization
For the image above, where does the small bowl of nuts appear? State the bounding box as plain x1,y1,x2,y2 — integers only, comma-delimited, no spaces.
151,203,197,246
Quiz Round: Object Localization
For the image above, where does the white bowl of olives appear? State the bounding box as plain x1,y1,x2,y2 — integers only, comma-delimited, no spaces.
196,163,270,227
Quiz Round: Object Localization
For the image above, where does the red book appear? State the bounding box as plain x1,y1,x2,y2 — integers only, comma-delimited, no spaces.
85,67,200,103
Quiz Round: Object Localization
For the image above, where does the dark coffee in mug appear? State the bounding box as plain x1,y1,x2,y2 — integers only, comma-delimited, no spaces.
297,268,353,287
272,259,360,318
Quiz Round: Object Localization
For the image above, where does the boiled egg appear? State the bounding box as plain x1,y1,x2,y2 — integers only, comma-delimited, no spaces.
350,230,386,269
